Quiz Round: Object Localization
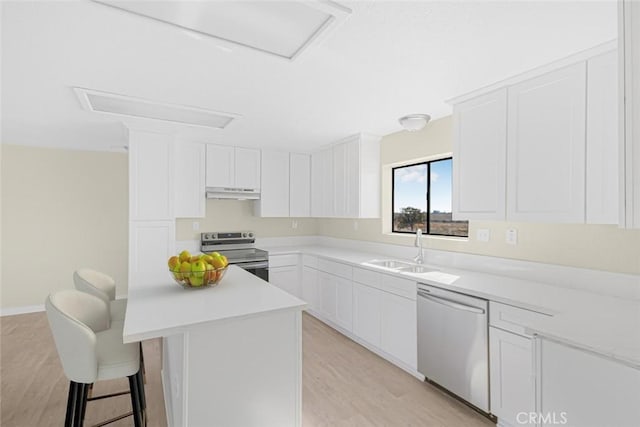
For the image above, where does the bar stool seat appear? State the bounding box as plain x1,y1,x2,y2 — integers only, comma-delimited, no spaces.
46,290,146,427
73,269,126,322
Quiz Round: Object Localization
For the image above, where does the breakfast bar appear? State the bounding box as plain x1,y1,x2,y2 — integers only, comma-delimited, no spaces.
123,266,307,427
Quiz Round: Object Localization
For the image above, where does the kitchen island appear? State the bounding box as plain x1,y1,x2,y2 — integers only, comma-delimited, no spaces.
123,265,307,427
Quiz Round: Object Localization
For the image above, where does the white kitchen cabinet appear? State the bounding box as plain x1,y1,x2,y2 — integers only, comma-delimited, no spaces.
353,282,382,347
174,141,205,218
311,134,380,218
540,338,640,427
129,220,175,287
269,265,300,298
452,89,507,220
333,143,347,217
289,153,311,217
205,145,260,190
507,63,587,223
334,275,353,332
586,50,619,224
257,150,290,217
318,271,337,322
489,327,536,426
205,144,235,188
129,130,173,221
234,147,261,190
621,1,640,229
311,148,334,217
301,266,319,313
380,291,417,369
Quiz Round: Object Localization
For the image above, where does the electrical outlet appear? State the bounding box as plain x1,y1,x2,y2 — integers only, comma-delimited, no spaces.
353,221,359,231
476,229,490,242
192,221,200,231
506,229,518,245
292,220,298,229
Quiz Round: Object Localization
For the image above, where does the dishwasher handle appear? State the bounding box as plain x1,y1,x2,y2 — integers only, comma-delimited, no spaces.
417,291,485,314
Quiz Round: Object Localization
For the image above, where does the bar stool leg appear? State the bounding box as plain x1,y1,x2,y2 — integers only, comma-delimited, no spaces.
128,373,143,427
73,383,88,427
64,381,77,427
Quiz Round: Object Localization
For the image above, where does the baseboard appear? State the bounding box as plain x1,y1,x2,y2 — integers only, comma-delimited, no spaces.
0,304,45,317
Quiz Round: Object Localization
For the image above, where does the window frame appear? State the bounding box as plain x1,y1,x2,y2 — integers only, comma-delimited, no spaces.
391,157,468,237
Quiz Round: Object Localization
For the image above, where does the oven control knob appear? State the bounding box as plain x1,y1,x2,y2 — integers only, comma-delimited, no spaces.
242,232,247,238
248,232,254,238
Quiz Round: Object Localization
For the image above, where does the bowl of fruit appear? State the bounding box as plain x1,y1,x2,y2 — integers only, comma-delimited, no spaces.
168,250,229,289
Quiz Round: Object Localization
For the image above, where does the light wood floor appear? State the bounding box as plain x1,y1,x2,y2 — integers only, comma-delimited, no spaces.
2,312,494,427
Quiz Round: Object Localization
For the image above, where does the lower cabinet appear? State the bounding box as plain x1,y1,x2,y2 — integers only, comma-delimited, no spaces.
301,266,320,313
318,271,353,332
540,339,640,427
380,292,417,369
269,265,300,297
489,327,535,426
352,279,417,370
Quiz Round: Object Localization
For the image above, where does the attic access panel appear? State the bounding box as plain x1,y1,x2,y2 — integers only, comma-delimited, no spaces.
94,0,351,60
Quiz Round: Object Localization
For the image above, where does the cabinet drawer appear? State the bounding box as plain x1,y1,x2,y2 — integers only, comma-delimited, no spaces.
489,301,551,336
353,267,381,287
302,254,317,269
380,274,416,300
269,254,299,268
317,258,352,280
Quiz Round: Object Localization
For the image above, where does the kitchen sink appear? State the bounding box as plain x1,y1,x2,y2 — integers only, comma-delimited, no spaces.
398,265,437,274
365,259,414,269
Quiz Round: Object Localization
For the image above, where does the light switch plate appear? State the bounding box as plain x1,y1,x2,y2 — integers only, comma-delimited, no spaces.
192,221,200,231
476,229,490,242
506,229,518,245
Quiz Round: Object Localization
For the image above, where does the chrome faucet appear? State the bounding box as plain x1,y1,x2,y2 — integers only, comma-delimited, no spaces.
414,229,424,264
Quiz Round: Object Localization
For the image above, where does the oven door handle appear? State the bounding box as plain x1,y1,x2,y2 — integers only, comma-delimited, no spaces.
237,261,269,269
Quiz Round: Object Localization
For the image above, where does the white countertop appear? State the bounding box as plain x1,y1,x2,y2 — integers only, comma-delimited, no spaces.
123,265,306,343
268,244,640,368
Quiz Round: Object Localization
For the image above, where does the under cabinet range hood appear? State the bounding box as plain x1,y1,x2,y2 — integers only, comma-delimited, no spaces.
206,187,260,200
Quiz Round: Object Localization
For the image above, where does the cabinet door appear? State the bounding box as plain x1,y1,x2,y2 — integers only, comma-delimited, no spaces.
333,143,347,217
353,282,381,347
380,292,417,369
489,327,535,425
129,131,173,221
290,153,311,217
322,148,335,217
335,275,353,332
318,272,337,321
311,152,325,217
540,339,640,427
507,63,587,223
259,150,290,217
234,147,261,189
345,139,360,218
302,266,318,312
205,144,235,188
269,265,300,297
453,89,507,220
129,220,175,287
586,50,619,224
174,141,205,218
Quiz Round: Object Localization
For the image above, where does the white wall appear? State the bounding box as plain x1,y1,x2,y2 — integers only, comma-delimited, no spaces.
1,144,129,310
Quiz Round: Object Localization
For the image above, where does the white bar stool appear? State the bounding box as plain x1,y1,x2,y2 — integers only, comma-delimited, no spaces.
46,290,146,427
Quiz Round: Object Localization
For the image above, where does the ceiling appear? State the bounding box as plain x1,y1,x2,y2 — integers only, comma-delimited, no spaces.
1,0,617,152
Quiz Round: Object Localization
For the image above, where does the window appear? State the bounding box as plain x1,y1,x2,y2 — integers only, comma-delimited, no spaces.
392,158,468,237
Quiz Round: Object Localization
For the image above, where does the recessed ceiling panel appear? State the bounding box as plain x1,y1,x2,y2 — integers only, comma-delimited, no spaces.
94,0,350,60
75,88,239,129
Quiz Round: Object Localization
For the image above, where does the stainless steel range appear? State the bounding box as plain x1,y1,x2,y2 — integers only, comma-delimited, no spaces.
200,231,269,281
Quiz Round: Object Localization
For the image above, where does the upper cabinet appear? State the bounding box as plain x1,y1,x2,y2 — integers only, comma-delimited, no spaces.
256,150,311,218
312,133,381,218
452,89,507,220
174,141,206,218
451,43,619,224
507,63,587,223
205,144,260,190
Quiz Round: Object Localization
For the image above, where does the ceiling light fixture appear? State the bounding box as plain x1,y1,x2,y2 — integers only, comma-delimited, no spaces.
399,114,431,132
74,87,240,129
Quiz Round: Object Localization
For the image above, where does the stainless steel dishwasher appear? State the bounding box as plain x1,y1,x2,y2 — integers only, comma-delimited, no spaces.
417,283,489,413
